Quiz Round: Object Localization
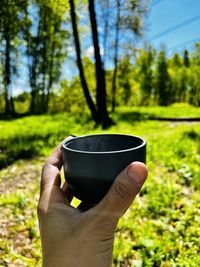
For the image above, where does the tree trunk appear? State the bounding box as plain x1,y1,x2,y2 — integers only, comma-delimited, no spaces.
29,37,38,114
27,7,42,114
24,7,34,114
30,90,36,113
41,9,47,113
4,87,10,115
69,0,99,123
88,0,114,128
102,0,110,68
45,20,59,113
46,29,56,113
29,52,38,114
111,0,120,112
4,31,11,114
46,48,54,113
10,96,15,115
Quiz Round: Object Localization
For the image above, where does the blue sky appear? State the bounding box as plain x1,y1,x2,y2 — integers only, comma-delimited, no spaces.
64,0,200,82
146,0,200,53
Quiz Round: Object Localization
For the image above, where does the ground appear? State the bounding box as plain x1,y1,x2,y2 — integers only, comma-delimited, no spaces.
0,107,200,266
0,159,43,266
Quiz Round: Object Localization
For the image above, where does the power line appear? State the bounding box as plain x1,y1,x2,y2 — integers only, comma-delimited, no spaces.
150,14,200,41
168,38,200,51
152,0,163,7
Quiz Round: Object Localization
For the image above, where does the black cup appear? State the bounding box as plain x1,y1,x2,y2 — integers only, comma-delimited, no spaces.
61,134,146,204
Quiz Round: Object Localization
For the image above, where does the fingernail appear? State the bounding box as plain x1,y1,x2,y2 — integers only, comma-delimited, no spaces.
127,164,144,184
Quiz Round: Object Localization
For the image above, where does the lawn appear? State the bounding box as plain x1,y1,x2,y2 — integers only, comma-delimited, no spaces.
0,106,200,266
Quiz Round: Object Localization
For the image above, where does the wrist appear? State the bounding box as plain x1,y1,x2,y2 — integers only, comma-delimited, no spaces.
42,252,112,267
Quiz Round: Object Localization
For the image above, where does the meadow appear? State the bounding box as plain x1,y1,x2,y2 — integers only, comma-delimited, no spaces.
0,105,200,266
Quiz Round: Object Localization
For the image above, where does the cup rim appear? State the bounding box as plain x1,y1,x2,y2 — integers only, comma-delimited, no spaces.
62,133,146,154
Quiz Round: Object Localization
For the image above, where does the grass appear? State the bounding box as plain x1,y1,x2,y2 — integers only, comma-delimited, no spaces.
116,103,200,120
1,104,200,170
0,112,94,169
0,105,200,266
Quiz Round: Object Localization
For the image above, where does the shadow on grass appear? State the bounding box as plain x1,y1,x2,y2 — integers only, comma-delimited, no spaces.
0,131,56,170
0,112,30,121
183,129,200,141
116,111,150,123
0,112,94,170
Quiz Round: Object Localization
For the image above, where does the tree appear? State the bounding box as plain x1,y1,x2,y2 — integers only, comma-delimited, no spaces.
117,57,134,105
136,45,155,105
97,0,148,111
171,53,182,67
101,0,110,68
88,0,114,127
155,50,171,106
168,53,182,103
111,0,148,111
111,0,121,112
191,42,200,66
189,66,200,106
69,0,148,127
183,49,190,68
189,43,200,106
69,0,114,128
25,0,69,114
69,0,98,123
0,0,28,115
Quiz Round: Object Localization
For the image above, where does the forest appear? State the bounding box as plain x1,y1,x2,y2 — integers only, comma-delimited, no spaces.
0,0,200,127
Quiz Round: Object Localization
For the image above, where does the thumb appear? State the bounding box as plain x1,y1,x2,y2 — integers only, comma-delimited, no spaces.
96,162,148,223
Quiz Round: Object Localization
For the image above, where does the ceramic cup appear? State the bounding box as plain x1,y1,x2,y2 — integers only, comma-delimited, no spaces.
61,134,146,204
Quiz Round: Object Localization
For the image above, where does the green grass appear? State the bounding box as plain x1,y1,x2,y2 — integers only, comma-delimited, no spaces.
0,106,200,266
1,104,200,169
116,103,200,119
0,112,94,168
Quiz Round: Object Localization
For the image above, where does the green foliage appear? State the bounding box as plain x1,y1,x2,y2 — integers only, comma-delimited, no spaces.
136,45,156,105
49,41,200,117
117,57,140,106
50,78,88,113
26,0,69,114
155,50,171,106
113,42,200,109
188,64,200,106
183,49,190,67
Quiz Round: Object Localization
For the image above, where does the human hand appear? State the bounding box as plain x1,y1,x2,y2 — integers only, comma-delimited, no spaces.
37,138,148,267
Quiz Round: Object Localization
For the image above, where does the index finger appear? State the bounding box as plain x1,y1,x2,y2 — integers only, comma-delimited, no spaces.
40,136,73,194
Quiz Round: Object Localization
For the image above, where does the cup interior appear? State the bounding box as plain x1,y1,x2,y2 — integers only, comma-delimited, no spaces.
64,134,144,153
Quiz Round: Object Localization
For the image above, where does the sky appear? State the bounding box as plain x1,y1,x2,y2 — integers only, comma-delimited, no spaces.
64,0,200,82
146,0,200,54
13,0,200,96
